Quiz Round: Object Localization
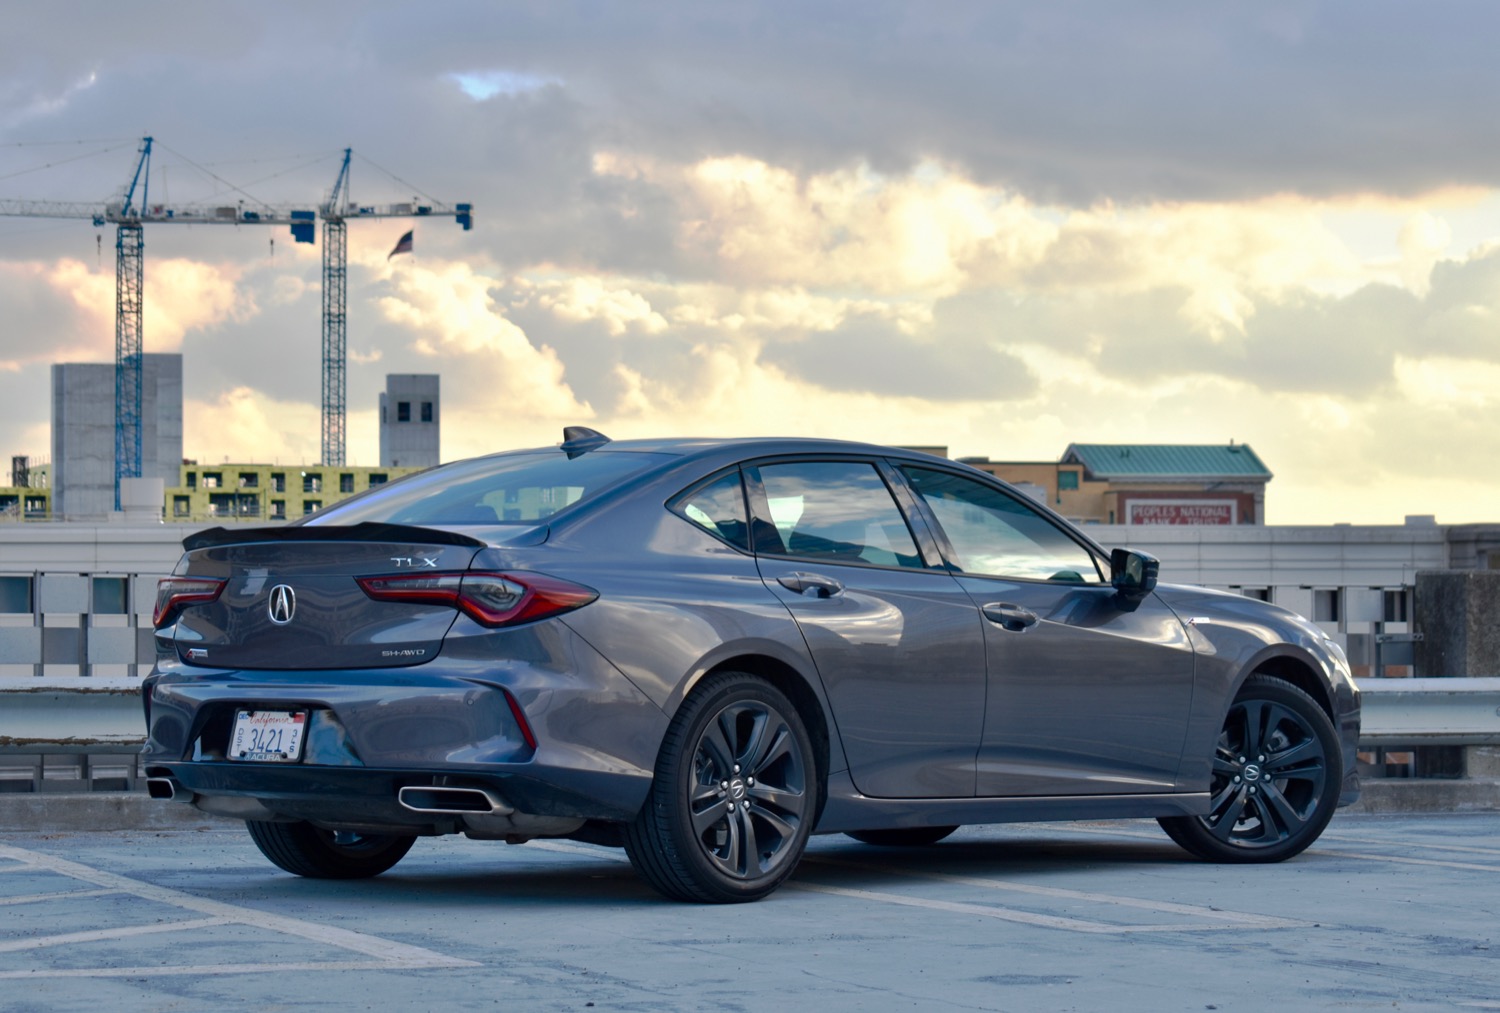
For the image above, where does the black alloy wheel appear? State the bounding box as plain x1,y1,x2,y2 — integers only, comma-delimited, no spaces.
246,820,416,879
846,826,959,847
1158,675,1341,863
625,671,818,903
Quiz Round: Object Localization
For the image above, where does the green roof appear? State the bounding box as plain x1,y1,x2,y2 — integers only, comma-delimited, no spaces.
1062,443,1272,480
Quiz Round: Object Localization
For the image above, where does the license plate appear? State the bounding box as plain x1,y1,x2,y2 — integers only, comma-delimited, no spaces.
229,709,307,762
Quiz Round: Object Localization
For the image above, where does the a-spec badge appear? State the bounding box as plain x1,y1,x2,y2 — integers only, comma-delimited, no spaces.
268,584,297,626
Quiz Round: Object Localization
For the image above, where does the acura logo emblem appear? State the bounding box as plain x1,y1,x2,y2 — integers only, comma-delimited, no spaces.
268,584,297,625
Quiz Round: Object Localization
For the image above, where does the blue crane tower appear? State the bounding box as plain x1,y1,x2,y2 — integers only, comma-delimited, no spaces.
0,137,317,508
317,149,472,466
0,138,473,499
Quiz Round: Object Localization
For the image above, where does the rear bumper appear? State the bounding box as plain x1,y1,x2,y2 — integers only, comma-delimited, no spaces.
145,760,647,830
142,622,669,829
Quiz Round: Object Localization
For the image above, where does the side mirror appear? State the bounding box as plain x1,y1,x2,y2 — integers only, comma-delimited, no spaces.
1110,548,1159,608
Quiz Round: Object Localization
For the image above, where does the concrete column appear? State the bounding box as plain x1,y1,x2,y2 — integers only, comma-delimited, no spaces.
1414,571,1500,678
1413,571,1500,781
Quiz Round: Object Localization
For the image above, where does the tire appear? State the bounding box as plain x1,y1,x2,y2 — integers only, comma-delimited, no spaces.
1158,675,1341,863
846,826,958,847
625,672,819,903
246,820,416,879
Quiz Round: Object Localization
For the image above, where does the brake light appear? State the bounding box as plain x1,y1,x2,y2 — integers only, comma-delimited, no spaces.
153,577,227,628
355,571,597,628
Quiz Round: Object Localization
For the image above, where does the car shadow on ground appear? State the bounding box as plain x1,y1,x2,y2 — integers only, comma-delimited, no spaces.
206,827,1199,909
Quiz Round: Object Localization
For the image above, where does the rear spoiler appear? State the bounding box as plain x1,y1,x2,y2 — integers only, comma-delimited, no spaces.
182,522,489,552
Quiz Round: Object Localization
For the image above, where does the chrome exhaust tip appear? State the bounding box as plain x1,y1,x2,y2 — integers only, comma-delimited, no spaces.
146,777,187,802
398,785,514,816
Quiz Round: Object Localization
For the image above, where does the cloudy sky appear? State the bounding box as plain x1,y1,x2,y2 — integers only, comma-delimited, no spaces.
2,1,1498,524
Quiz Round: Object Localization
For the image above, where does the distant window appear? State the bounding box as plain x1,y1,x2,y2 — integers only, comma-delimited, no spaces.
202,472,222,489
368,473,387,486
172,496,191,517
238,472,258,489
1313,589,1341,623
421,401,433,422
304,500,322,515
397,401,411,422
1058,470,1079,491
271,472,285,493
1383,589,1409,623
0,575,31,613
271,500,285,520
186,472,197,490
303,473,322,493
340,473,355,493
92,577,128,615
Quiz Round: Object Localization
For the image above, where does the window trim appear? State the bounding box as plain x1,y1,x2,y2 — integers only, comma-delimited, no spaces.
890,462,1108,585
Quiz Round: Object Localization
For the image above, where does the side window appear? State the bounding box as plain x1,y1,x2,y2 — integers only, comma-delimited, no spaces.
671,470,751,551
753,461,922,568
901,466,1103,583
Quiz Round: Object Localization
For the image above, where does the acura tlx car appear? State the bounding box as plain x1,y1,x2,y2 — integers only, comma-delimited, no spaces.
143,429,1360,903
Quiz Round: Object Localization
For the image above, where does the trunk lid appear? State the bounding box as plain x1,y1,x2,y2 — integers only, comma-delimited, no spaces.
168,524,486,670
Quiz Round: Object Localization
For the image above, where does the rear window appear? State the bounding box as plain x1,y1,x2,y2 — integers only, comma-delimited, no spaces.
305,450,674,526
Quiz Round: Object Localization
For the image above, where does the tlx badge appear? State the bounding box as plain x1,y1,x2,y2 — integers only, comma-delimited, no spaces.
267,584,297,625
390,556,440,568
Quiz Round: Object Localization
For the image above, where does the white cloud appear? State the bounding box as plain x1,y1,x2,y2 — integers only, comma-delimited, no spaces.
375,259,593,422
1397,212,1452,298
184,387,321,465
534,276,669,335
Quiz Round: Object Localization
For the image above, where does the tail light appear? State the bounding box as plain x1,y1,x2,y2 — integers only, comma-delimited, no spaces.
153,577,227,628
356,571,597,628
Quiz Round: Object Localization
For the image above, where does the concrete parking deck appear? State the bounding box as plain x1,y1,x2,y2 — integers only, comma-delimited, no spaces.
2,814,1497,1011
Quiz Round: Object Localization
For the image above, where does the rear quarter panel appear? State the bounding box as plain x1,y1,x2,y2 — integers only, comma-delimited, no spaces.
489,469,852,775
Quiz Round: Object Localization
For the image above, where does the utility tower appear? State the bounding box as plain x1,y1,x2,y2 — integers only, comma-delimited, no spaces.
317,149,471,465
0,137,317,506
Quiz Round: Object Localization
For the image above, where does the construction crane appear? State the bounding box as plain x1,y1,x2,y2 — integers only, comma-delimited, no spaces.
0,137,317,507
1,139,472,487
316,149,472,465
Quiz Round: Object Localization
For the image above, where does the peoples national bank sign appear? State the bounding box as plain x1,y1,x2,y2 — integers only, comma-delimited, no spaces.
1126,499,1238,525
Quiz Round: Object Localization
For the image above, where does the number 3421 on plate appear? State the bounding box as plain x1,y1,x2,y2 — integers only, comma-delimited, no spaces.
229,709,307,762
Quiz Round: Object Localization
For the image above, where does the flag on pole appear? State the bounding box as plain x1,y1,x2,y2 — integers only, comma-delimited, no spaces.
387,229,414,260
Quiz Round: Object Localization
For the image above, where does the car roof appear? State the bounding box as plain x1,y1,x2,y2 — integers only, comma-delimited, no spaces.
491,434,958,464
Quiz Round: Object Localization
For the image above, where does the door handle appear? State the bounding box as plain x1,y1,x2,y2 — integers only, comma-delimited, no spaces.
982,602,1038,632
777,572,845,599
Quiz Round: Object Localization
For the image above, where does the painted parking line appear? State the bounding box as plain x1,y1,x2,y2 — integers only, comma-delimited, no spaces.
1306,850,1500,872
0,917,229,953
0,844,482,980
1023,820,1500,873
531,840,1307,934
0,888,119,907
800,854,1309,931
785,879,1305,933
1319,832,1500,858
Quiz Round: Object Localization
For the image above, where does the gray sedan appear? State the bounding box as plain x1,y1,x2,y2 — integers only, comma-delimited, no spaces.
143,430,1360,902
